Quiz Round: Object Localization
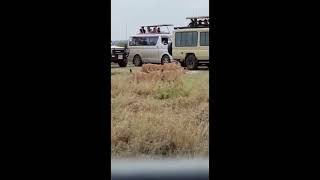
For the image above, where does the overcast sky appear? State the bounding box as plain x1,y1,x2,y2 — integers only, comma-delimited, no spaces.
111,0,209,41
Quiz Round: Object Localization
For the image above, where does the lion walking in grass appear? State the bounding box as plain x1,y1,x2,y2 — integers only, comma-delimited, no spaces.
129,69,162,84
141,63,182,73
129,67,186,86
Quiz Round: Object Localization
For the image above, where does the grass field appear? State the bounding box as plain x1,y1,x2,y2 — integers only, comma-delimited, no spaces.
111,64,209,159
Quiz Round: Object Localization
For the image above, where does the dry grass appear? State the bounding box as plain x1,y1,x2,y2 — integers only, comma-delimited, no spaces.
111,66,209,159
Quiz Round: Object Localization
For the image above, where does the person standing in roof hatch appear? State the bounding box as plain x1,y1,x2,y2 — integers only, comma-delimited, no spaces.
141,26,146,33
152,27,157,33
204,19,208,25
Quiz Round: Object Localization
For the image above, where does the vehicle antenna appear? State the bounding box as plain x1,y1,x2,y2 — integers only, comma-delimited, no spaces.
126,23,127,40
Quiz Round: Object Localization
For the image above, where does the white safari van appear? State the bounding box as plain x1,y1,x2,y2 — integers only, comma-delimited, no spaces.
169,16,209,70
127,25,173,66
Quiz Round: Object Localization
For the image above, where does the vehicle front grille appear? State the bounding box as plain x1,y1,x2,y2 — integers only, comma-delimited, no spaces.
112,49,125,54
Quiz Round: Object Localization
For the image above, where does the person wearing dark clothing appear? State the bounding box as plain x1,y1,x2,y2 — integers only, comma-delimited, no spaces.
141,26,146,33
189,19,195,27
190,19,197,27
204,19,208,25
157,27,160,33
193,19,197,27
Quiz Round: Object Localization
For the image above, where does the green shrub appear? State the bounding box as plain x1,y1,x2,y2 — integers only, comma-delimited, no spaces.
154,82,190,99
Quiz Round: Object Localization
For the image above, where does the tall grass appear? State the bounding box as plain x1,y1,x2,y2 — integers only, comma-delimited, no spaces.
111,68,209,158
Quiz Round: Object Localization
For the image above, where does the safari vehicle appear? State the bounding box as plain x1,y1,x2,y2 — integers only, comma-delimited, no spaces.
127,24,173,67
111,44,130,67
168,16,209,70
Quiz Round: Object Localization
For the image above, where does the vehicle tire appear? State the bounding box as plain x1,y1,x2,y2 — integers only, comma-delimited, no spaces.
133,55,142,67
118,58,128,67
168,42,172,56
185,54,198,70
161,55,171,64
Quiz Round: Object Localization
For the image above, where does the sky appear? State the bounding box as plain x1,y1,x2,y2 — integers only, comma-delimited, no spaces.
111,0,209,41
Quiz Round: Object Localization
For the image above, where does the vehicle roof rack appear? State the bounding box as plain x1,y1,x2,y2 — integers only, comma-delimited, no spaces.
173,26,209,29
140,24,174,28
137,24,173,34
186,16,209,19
173,16,209,29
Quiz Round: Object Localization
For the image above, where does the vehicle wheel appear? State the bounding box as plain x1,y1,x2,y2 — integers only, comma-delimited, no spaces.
186,54,198,70
161,55,170,64
133,55,142,67
118,58,128,67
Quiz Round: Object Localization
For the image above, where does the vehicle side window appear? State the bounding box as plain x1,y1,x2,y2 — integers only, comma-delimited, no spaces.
139,37,146,45
200,32,209,46
192,32,198,46
181,32,188,46
134,37,145,45
161,37,168,45
175,33,181,47
129,37,136,46
175,31,198,47
147,37,159,46
130,37,158,46
129,37,144,46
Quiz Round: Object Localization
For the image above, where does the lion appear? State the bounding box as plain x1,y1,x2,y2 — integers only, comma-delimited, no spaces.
129,69,162,84
142,63,182,73
160,67,186,85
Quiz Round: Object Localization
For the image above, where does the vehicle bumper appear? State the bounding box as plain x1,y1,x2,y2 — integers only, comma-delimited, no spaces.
111,54,127,62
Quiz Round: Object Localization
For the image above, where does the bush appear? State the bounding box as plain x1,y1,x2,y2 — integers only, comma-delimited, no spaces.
154,82,190,99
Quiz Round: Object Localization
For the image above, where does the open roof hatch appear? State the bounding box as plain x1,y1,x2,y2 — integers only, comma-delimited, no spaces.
138,24,174,34
174,16,209,29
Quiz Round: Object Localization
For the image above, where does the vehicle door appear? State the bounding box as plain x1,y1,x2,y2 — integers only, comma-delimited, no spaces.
158,36,170,62
198,31,209,60
174,31,198,61
136,37,149,63
128,37,141,62
146,36,160,63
